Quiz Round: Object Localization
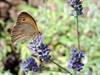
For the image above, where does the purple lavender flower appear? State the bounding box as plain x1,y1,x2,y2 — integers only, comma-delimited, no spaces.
68,0,83,16
68,49,84,71
28,35,51,62
20,58,39,73
20,58,43,73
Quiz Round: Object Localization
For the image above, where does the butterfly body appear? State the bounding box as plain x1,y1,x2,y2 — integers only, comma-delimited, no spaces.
11,12,41,45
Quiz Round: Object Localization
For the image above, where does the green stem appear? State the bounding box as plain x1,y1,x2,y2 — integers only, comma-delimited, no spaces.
50,60,73,75
73,69,76,75
76,12,80,50
74,10,80,75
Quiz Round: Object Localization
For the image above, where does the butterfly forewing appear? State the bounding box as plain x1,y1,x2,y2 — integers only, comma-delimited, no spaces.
11,12,40,45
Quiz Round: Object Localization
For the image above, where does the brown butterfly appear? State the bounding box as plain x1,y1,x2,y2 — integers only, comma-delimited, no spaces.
11,12,41,46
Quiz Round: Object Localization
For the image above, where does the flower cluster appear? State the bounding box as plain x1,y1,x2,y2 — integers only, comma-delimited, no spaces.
20,58,42,74
28,35,51,62
68,49,84,71
68,0,83,16
20,35,51,73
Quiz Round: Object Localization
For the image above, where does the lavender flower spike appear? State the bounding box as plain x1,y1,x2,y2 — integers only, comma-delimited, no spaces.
28,35,51,62
20,58,39,73
68,49,84,71
68,0,83,16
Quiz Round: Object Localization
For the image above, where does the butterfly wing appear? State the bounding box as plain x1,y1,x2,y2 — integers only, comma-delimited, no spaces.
11,12,40,45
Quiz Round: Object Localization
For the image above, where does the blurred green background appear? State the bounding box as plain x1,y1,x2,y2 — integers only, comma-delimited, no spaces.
0,0,100,75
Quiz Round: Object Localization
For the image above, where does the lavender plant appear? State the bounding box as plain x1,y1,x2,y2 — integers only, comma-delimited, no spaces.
20,35,73,75
68,0,84,75
20,35,51,73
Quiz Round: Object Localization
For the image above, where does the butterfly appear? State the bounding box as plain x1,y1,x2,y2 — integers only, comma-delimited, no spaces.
11,12,41,46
